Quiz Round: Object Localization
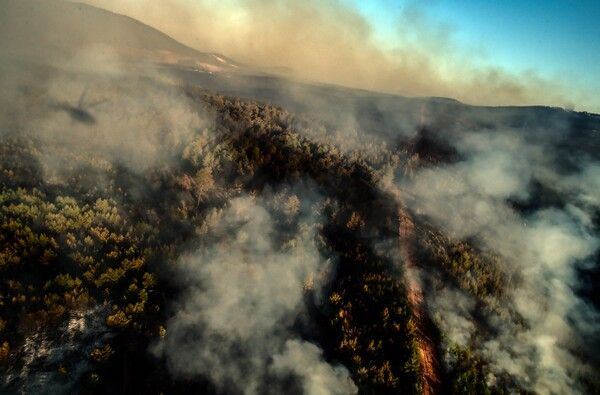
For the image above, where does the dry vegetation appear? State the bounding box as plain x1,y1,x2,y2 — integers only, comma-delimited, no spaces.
0,85,536,394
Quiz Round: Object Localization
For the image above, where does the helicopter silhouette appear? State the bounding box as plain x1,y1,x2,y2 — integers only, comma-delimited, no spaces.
53,85,107,125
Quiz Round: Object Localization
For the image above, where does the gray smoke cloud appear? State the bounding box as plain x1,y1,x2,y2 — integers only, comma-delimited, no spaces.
152,195,357,394
82,0,599,112
0,49,208,180
395,128,600,393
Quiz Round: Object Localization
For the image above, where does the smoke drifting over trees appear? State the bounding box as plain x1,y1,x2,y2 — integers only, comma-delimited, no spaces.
398,130,600,393
154,196,357,394
0,0,599,394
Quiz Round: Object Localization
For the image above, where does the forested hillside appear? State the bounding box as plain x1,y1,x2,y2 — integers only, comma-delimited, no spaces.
1,68,550,393
3,39,600,395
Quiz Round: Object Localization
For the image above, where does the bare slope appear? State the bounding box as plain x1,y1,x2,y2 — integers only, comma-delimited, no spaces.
0,0,241,72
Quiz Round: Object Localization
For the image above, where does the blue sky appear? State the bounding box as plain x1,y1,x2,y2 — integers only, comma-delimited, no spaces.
347,0,600,89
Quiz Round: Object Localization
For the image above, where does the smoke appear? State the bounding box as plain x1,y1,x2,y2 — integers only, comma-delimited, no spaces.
152,195,356,394
1,8,359,390
0,48,209,184
1,42,358,392
0,26,214,391
81,0,598,112
1,1,598,392
396,128,600,393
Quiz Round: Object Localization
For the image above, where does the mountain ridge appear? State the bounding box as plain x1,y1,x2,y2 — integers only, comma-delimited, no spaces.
0,0,242,72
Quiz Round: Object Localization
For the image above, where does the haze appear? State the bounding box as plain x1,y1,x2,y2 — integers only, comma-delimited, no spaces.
82,0,600,113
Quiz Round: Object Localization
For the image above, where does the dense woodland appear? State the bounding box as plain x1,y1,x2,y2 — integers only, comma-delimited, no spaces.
0,79,592,394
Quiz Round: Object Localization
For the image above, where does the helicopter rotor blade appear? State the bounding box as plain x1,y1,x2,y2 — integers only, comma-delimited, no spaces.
77,84,90,109
87,99,108,109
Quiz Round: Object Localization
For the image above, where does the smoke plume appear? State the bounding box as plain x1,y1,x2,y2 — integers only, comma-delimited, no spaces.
397,128,600,393
153,195,357,394
81,0,598,112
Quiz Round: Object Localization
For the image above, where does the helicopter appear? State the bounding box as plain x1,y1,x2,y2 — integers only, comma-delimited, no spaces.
53,85,107,125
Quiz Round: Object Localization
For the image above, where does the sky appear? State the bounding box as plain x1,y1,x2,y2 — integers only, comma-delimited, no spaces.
349,0,600,89
84,0,600,112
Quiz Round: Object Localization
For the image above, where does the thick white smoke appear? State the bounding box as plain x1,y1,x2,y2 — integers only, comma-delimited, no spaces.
153,195,357,394
398,129,599,393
